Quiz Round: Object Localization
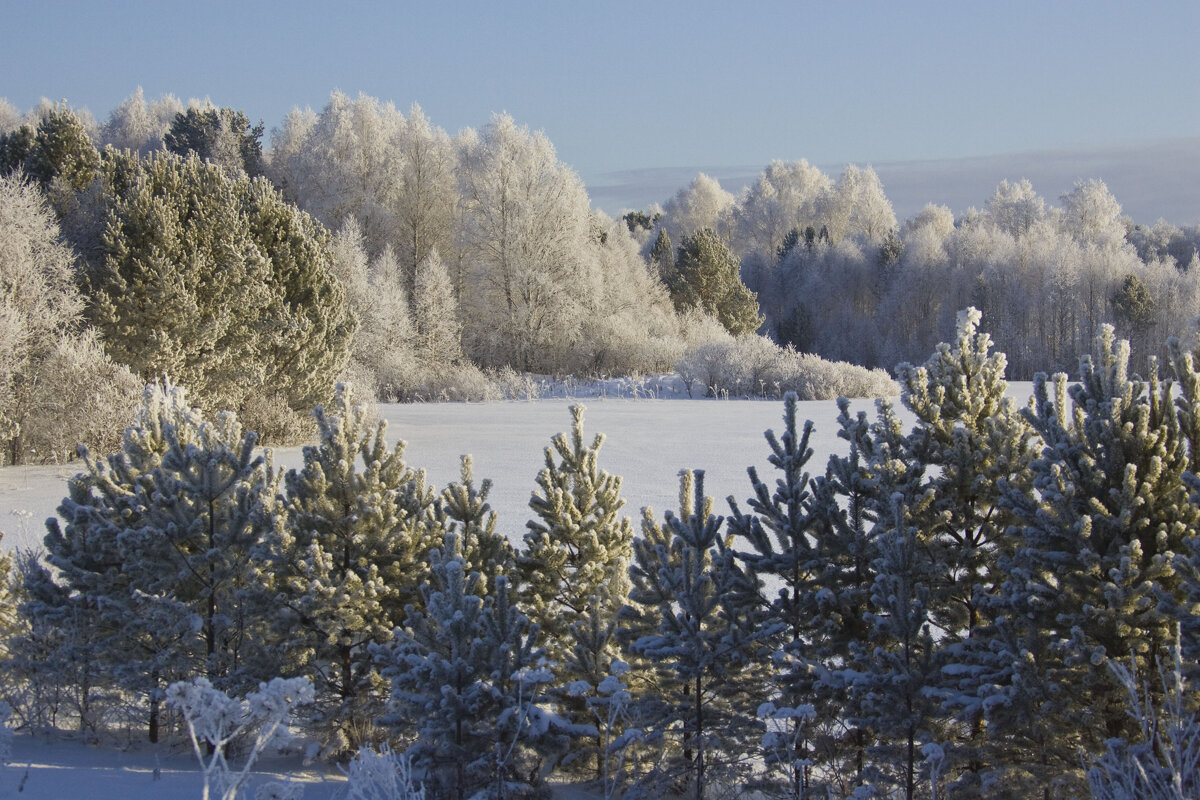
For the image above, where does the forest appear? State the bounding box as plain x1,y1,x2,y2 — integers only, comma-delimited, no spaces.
0,90,1198,800
2,89,1198,465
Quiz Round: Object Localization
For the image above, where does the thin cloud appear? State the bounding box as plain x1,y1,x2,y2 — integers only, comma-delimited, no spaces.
587,137,1200,227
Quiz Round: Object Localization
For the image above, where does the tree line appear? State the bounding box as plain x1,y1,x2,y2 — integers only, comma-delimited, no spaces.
2,312,1197,799
4,90,1196,467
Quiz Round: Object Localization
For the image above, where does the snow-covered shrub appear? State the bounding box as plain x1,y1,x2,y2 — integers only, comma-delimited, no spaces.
341,743,425,800
674,335,897,399
402,362,502,402
1086,644,1199,800
167,676,313,800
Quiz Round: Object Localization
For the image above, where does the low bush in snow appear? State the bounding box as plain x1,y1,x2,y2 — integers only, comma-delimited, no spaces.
675,335,897,399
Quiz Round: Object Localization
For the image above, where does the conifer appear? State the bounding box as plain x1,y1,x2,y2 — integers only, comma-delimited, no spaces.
264,384,440,753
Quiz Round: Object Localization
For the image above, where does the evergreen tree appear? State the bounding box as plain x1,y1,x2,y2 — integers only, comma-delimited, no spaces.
0,105,99,197
435,455,516,592
263,384,440,754
671,227,762,335
885,309,1036,797
622,471,770,799
32,382,277,742
81,149,354,438
378,533,556,800
727,392,826,797
649,227,675,283
982,326,1198,798
518,404,634,778
165,105,265,178
843,499,942,800
519,404,633,662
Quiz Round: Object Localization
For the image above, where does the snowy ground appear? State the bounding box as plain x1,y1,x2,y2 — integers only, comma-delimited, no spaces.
0,386,1038,797
0,393,906,555
1,734,344,799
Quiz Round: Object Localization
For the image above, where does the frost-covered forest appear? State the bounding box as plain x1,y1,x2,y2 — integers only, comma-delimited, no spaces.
1,89,1200,800
3,90,1199,465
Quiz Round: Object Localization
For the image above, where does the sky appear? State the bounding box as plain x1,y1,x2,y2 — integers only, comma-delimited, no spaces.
2,0,1197,223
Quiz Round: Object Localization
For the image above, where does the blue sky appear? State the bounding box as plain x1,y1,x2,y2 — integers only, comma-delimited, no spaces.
3,0,1197,222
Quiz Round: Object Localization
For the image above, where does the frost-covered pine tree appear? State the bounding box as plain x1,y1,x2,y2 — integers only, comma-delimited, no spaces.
518,404,634,776
377,532,557,800
622,471,771,800
435,455,516,592
893,308,1036,796
263,384,440,753
33,382,277,742
726,392,829,798
520,404,633,661
842,498,943,800
793,397,892,794
982,325,1199,798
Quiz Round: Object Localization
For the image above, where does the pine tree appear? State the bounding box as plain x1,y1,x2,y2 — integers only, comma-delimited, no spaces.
649,227,675,283
726,392,823,796
33,382,277,742
81,149,354,439
622,471,770,800
984,326,1198,798
378,533,556,800
520,404,633,661
843,499,942,800
263,384,440,754
518,403,634,778
435,455,516,593
671,227,762,336
890,308,1036,796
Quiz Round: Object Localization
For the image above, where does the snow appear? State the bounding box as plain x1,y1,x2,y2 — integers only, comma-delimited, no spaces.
2,734,344,799
1,395,893,554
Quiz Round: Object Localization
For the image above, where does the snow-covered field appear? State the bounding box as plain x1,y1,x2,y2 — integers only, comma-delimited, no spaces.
1,394,903,555
0,387,1038,797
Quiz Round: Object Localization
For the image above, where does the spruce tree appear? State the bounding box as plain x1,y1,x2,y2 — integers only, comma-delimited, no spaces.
264,384,440,753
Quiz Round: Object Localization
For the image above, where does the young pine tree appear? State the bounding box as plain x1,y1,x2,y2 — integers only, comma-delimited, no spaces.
263,384,440,754
520,404,633,661
34,382,277,742
518,403,634,777
726,392,828,798
983,326,1198,798
622,470,771,800
377,532,556,800
435,455,516,593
